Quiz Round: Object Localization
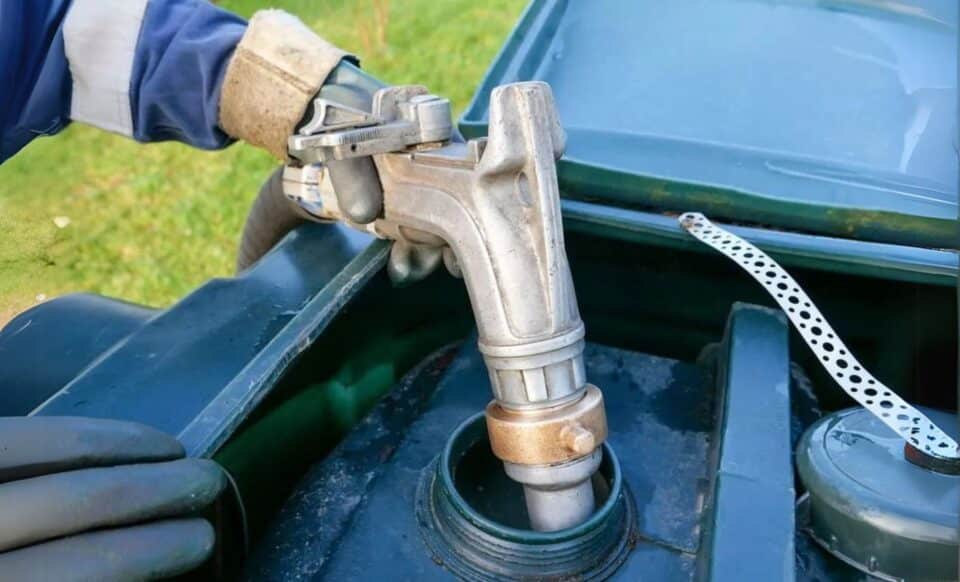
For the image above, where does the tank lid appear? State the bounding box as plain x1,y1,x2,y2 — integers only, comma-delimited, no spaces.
797,407,959,581
460,0,958,248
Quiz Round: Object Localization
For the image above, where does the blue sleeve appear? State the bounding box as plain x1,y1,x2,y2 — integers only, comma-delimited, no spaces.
0,0,73,163
0,0,247,164
131,0,245,149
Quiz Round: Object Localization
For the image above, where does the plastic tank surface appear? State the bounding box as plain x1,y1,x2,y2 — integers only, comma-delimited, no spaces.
462,0,959,248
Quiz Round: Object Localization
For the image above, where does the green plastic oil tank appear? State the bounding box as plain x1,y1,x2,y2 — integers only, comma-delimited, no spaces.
461,0,958,249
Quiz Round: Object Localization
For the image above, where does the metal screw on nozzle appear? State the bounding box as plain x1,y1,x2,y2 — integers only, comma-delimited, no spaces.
562,424,596,456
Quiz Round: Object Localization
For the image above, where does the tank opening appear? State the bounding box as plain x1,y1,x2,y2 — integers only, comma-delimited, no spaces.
416,415,635,579
451,432,611,530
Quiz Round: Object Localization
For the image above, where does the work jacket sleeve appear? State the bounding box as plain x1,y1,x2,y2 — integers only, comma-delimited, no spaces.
1,0,246,163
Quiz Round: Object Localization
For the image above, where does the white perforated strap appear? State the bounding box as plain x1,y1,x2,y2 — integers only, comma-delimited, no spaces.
679,212,959,460
63,0,150,136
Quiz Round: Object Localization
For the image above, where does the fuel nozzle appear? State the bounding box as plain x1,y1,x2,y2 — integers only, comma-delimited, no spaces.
288,81,608,532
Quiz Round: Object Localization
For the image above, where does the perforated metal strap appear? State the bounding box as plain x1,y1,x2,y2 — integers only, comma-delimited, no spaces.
679,212,959,460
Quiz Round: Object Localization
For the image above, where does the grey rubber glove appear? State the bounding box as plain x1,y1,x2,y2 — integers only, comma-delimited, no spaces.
0,417,227,582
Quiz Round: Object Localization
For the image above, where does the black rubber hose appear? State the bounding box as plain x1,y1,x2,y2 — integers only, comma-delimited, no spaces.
236,167,316,272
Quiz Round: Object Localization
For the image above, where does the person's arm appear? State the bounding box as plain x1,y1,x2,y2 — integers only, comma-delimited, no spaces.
1,0,352,162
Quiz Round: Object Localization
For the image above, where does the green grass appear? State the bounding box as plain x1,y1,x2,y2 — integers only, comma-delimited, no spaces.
0,0,525,324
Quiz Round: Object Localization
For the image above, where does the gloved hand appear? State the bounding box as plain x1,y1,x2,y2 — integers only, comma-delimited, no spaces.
0,417,226,582
220,11,386,228
219,9,356,162
220,10,461,285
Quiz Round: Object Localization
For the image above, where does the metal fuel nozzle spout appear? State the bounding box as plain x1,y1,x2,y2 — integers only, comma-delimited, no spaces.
287,81,608,532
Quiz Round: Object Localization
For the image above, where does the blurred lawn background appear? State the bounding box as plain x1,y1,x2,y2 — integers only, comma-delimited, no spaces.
0,0,525,325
